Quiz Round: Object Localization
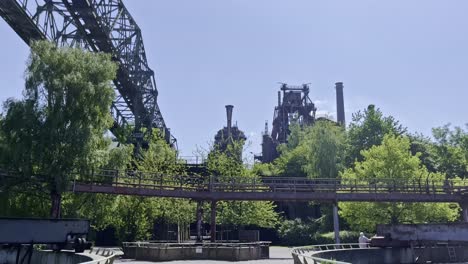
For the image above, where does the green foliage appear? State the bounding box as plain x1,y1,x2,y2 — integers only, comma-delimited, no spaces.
347,105,406,165
303,120,347,179
408,133,437,173
340,135,459,232
255,121,346,179
317,231,360,244
278,218,320,246
277,218,357,246
207,142,279,228
273,124,309,177
431,124,468,179
109,134,194,241
136,133,185,174
1,40,117,193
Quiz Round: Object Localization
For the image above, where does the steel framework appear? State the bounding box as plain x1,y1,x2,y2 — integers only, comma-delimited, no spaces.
2,169,468,203
0,0,176,147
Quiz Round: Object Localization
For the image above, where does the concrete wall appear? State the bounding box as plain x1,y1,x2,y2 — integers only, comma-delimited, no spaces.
0,248,92,264
377,223,468,242
313,248,414,264
123,244,268,261
309,246,468,264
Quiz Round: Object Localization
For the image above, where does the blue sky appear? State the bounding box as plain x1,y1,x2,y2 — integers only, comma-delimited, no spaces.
1,1,467,158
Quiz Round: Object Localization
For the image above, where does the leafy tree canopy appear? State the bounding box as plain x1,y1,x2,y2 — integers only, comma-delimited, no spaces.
347,105,406,165
208,141,279,228
431,124,468,179
1,41,117,217
340,135,459,232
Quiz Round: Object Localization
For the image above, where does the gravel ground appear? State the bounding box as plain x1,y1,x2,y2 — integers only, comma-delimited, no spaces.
114,246,293,264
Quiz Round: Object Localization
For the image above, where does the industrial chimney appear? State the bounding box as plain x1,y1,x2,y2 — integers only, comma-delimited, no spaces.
335,82,345,126
225,105,234,138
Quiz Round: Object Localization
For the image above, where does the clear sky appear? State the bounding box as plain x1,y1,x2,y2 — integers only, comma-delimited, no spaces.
1,1,467,158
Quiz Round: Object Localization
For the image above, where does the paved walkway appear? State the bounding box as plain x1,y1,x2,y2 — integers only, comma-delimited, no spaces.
114,246,293,264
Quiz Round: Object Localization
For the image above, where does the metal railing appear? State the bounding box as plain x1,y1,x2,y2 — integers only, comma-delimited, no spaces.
122,241,271,248
81,248,117,264
292,243,366,264
3,168,468,200
179,156,207,165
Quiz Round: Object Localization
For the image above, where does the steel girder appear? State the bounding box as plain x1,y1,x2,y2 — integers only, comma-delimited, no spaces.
0,0,176,147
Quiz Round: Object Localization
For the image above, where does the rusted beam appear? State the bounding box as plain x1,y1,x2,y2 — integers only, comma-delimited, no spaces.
72,184,463,203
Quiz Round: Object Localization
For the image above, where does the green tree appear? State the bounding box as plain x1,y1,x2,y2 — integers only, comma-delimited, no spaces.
339,135,459,232
1,41,117,218
408,133,437,173
431,124,468,179
347,105,406,165
106,134,194,242
303,120,347,179
259,124,309,177
208,143,279,228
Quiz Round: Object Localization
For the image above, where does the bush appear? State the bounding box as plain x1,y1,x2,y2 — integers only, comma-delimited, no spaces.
277,217,360,246
317,231,360,244
277,218,319,246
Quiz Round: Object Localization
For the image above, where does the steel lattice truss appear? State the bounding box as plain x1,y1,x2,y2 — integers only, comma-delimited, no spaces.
0,0,176,147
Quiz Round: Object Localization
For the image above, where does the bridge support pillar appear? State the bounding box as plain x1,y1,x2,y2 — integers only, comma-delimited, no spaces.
210,200,217,242
50,191,62,219
333,203,340,244
196,201,203,242
461,203,468,223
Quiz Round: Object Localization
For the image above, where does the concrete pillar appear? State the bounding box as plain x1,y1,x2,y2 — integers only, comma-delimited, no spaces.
333,203,340,244
462,203,468,223
50,191,62,218
196,201,203,242
210,200,217,242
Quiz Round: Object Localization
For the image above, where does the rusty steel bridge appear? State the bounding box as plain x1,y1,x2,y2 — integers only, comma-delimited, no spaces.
3,169,468,243
0,0,177,148
2,169,468,203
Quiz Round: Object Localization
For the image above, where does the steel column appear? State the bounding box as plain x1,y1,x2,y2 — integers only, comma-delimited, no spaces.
333,203,340,244
462,203,468,223
210,200,217,242
196,200,203,242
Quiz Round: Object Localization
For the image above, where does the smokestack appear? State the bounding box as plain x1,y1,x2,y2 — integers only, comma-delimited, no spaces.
278,91,281,107
335,82,345,126
225,105,233,137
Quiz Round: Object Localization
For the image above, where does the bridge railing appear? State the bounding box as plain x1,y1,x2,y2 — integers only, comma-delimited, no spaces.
179,156,207,165
81,248,117,264
3,168,468,196
292,243,363,264
70,169,208,192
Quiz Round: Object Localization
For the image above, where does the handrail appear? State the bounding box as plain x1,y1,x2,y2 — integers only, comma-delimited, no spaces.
292,243,367,264
3,169,468,200
122,241,271,248
80,248,117,264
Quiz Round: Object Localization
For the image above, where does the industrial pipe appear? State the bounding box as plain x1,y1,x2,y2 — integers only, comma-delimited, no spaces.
225,105,233,138
335,82,345,126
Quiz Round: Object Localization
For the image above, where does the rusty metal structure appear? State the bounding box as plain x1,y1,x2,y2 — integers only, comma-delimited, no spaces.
213,105,246,159
257,82,346,163
3,168,468,244
257,83,317,163
3,169,468,204
0,0,176,149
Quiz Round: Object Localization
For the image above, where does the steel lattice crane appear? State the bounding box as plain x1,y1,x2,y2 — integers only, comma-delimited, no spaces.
0,0,176,149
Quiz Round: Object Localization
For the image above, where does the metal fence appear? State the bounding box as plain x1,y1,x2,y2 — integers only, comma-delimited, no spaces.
292,243,364,264
81,248,117,264
2,168,468,202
